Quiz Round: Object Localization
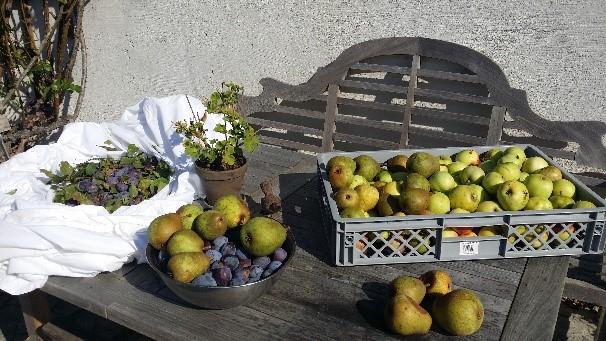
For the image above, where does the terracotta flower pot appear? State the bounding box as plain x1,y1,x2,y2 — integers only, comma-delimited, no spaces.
195,159,248,205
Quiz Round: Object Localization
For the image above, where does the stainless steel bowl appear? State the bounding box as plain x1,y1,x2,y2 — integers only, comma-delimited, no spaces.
146,229,296,309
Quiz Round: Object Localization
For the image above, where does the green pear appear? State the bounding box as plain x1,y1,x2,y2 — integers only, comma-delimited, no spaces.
429,172,457,193
482,148,503,162
552,179,576,198
433,289,484,336
518,172,529,182
375,170,393,183
459,166,485,185
406,152,440,178
193,210,228,240
175,203,204,229
340,207,366,218
167,252,211,283
482,172,505,195
497,181,529,211
391,276,426,303
384,295,432,336
334,188,360,210
420,270,453,296
147,213,183,250
214,194,251,228
354,155,380,181
326,155,356,172
494,162,521,181
240,217,287,256
428,192,451,214
439,154,453,166
480,160,497,173
549,195,575,209
538,166,563,181
504,146,527,164
476,201,503,212
524,197,553,210
524,174,553,199
447,161,468,178
522,156,549,174
328,164,354,189
573,200,596,209
498,154,524,168
348,175,368,189
404,173,431,191
449,185,480,212
455,149,480,166
399,188,430,215
355,184,380,212
167,229,205,256
381,181,401,196
386,155,408,172
450,208,470,214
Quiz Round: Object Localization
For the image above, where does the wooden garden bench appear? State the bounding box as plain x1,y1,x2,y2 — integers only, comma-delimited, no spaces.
18,37,606,340
240,36,606,340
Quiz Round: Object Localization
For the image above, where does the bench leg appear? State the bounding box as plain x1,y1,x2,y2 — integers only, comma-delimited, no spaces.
597,306,606,341
19,290,51,339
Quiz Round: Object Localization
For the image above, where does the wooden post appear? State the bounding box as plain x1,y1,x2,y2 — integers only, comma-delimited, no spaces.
486,106,506,145
321,84,339,152
18,290,51,339
399,54,420,148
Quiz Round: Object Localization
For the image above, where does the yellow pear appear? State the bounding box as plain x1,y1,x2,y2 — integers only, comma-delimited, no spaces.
420,270,452,296
384,294,432,336
391,276,426,304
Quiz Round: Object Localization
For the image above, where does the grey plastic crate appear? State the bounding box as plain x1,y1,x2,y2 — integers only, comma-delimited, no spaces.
317,144,606,266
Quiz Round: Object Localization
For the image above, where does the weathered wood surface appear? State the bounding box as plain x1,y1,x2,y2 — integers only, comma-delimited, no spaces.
39,150,568,340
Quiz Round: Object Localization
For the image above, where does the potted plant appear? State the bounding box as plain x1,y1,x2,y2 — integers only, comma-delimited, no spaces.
175,82,258,204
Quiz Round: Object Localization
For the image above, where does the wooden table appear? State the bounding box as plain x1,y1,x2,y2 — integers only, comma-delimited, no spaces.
20,143,570,340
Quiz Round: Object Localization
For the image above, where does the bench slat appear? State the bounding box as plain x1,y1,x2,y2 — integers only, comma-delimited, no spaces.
340,79,408,94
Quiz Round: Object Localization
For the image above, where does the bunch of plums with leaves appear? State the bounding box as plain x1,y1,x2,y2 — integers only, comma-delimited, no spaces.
41,143,173,213
147,194,289,286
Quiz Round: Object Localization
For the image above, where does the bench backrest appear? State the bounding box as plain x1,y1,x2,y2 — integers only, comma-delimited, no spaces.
240,37,606,169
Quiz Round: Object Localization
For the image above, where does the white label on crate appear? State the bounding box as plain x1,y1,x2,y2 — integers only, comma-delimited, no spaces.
460,241,479,256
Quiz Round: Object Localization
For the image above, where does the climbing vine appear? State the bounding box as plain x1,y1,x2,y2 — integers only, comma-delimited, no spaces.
0,0,86,160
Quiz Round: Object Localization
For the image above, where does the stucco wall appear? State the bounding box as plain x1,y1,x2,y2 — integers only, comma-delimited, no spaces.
80,0,606,126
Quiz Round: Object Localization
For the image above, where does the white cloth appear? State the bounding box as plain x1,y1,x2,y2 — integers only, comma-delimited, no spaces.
0,95,219,295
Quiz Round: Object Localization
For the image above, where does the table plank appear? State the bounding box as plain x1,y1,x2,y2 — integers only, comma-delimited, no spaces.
500,256,570,341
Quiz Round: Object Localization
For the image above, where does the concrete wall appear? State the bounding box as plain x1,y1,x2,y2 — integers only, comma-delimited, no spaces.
80,0,606,126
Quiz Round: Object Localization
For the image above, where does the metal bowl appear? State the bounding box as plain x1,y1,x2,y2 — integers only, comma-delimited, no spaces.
146,229,296,309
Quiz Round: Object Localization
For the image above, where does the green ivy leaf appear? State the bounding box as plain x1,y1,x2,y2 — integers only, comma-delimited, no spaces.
129,185,139,198
59,161,73,177
85,163,98,176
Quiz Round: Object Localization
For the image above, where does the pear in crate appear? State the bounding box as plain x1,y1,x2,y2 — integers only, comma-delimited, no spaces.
355,184,379,212
524,174,553,199
386,154,408,172
522,156,549,174
538,166,563,181
497,181,529,211
353,155,380,181
455,149,480,166
449,185,480,212
429,172,457,193
328,164,354,190
399,188,430,215
407,152,440,178
404,173,431,191
326,155,356,172
552,179,576,198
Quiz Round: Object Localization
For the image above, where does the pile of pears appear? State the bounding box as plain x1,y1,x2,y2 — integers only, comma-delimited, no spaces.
384,270,483,336
327,146,597,226
147,194,288,286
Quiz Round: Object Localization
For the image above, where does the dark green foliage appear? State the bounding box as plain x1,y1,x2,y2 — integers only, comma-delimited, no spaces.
41,144,173,213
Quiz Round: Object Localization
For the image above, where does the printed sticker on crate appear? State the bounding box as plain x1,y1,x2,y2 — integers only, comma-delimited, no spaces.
459,241,479,256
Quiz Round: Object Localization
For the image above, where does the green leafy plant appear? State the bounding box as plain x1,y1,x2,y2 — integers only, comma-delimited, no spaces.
41,143,173,213
175,82,259,171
